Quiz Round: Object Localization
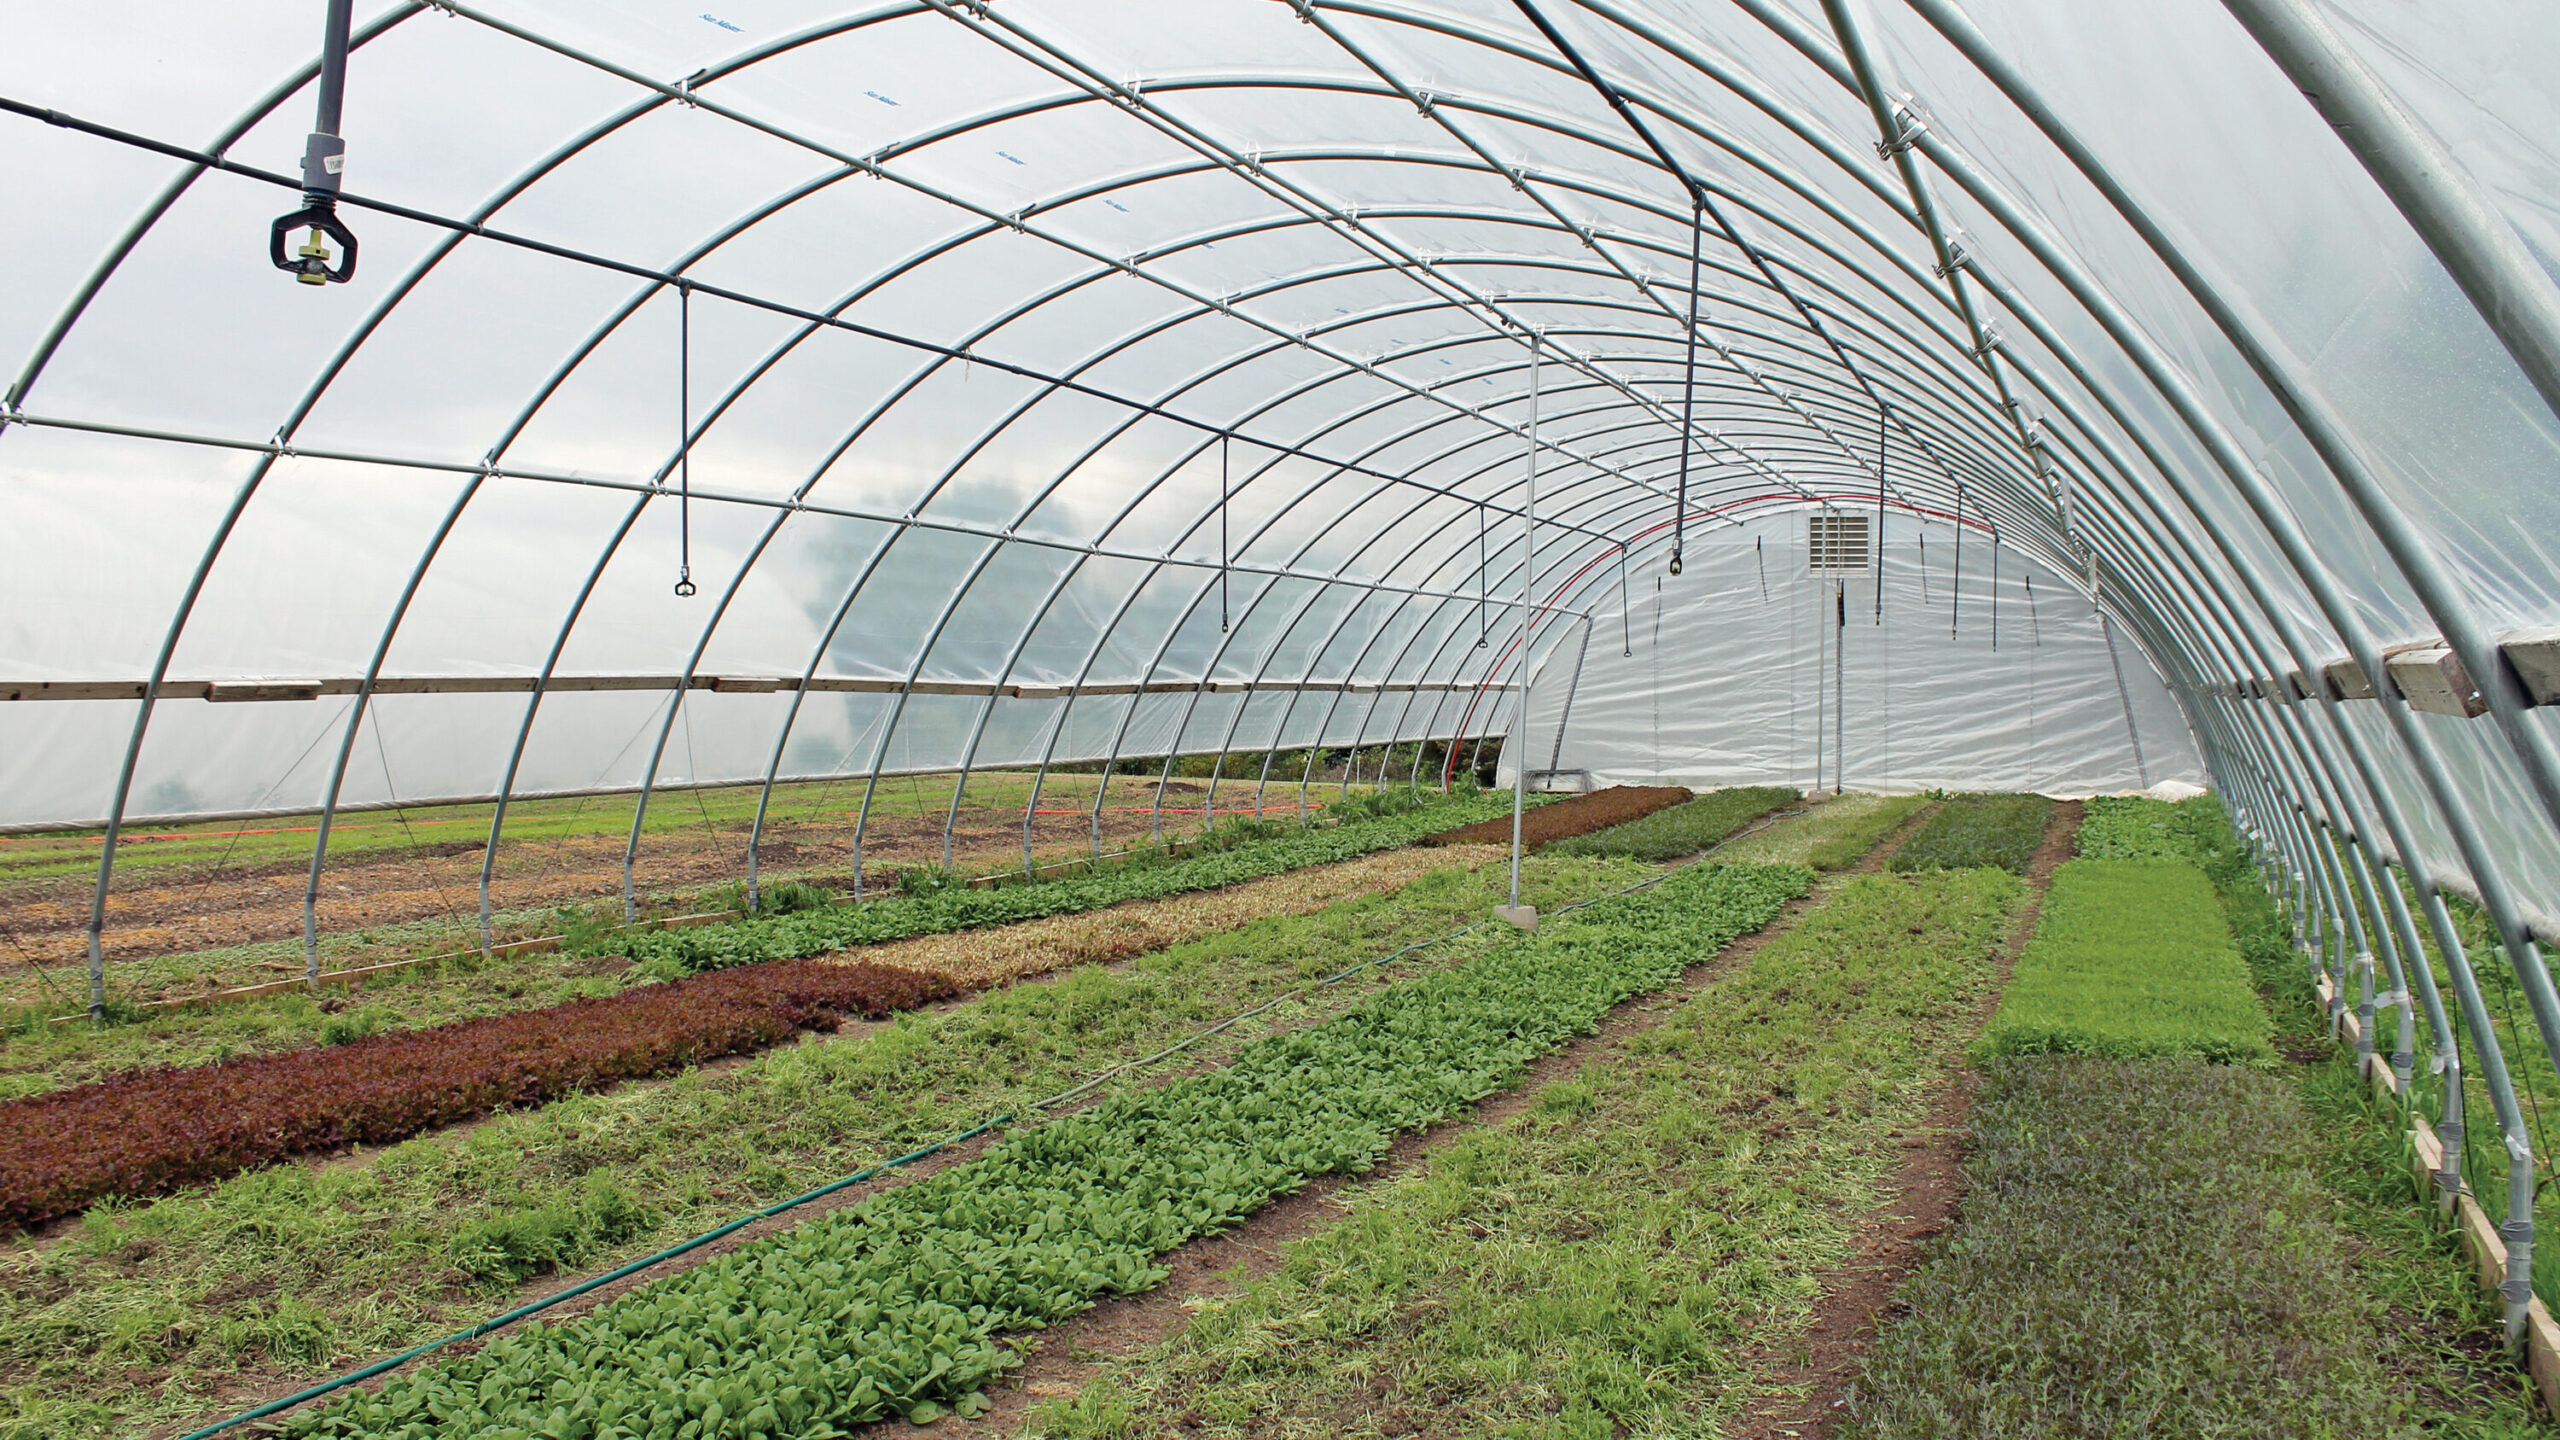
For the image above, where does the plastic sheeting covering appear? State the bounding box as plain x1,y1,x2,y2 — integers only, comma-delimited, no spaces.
1497,514,2204,796
0,0,2556,935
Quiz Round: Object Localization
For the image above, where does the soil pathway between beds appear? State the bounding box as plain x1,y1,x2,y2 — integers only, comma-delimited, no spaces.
919,798,1942,1438
1722,797,2082,1440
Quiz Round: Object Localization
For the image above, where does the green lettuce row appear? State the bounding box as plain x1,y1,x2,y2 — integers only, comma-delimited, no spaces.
1976,858,2274,1065
606,793,1519,978
286,861,1813,1438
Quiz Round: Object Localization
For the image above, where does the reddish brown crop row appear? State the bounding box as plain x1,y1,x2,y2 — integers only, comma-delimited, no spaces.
0,959,957,1232
1419,784,1694,849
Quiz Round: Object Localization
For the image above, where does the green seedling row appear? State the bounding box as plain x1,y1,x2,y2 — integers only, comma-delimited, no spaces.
285,862,1812,1438
1887,793,2053,875
1542,786,1800,863
1977,859,2273,1065
598,793,1515,979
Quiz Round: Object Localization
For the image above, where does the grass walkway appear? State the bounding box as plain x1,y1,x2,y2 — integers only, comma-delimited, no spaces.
5,852,1644,1440
1023,864,2026,1439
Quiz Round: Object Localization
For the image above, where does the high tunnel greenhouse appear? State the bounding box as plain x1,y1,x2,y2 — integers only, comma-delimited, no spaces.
4,0,2560,1434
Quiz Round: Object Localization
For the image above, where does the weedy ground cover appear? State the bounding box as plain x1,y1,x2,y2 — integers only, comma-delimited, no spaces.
1841,1058,2407,1440
1976,859,2273,1064
0,960,957,1231
1887,792,2053,874
2293,1038,2557,1433
1543,785,1799,862
281,863,1812,1436
6,852,1653,1440
1024,868,2024,1440
1711,791,1932,871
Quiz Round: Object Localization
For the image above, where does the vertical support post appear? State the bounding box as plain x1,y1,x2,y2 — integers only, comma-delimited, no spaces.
1219,433,1231,633
1950,488,1964,639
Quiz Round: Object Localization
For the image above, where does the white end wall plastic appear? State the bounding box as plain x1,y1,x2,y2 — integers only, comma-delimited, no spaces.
1498,513,2202,796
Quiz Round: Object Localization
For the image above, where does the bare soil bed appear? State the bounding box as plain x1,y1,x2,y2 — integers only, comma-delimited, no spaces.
1417,784,1691,849
0,783,1285,980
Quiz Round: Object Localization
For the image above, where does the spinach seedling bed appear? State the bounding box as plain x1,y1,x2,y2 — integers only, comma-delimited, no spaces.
283,862,1810,1437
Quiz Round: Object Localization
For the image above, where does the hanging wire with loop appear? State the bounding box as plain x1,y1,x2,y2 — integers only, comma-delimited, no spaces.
673,281,696,598
1619,545,1633,657
1874,406,1887,622
1669,192,1704,577
1475,500,1488,647
1218,433,1230,632
1951,483,1966,639
1990,529,2002,651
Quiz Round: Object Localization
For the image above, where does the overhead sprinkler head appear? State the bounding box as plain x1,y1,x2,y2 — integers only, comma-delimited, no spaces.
268,201,357,285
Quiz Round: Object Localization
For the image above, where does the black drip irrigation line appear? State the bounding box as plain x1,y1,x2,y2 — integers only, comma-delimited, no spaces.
172,802,1808,1439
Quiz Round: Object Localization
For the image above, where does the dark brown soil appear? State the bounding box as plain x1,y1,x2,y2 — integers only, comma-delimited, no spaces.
1726,797,2082,1440
1418,784,1692,849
